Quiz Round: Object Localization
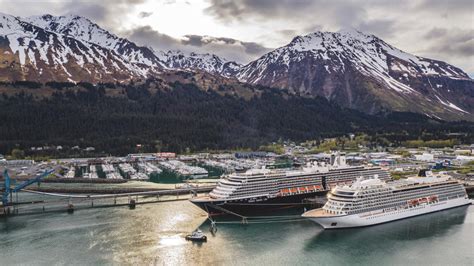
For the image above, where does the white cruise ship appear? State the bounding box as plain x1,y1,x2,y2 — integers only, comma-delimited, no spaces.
191,154,391,215
302,171,470,229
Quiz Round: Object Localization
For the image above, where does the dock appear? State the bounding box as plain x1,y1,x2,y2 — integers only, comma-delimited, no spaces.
23,185,215,194
0,185,215,217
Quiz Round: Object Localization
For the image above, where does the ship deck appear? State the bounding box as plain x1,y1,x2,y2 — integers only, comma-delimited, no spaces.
302,208,339,218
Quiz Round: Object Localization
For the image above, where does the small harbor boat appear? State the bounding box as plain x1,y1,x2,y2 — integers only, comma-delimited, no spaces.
185,229,207,242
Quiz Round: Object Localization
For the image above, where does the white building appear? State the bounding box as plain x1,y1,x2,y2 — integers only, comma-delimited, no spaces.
414,153,434,162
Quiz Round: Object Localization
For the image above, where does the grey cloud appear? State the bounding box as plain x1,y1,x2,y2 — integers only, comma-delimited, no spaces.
181,35,269,54
62,2,108,24
277,29,298,37
124,27,272,63
416,27,474,77
181,35,206,47
423,28,474,57
301,25,324,35
205,0,366,27
139,11,153,18
163,0,177,4
82,0,147,30
416,0,474,13
332,4,366,28
358,19,397,38
431,42,474,57
4,0,148,32
241,42,270,55
205,0,244,22
125,26,182,51
424,28,448,39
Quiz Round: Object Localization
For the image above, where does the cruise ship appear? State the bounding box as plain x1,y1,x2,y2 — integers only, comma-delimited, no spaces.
302,171,470,229
190,154,390,215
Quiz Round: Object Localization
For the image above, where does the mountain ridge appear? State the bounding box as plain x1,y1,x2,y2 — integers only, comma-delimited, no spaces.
235,29,473,120
0,13,472,121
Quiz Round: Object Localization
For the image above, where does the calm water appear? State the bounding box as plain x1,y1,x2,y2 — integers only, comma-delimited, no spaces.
0,200,473,265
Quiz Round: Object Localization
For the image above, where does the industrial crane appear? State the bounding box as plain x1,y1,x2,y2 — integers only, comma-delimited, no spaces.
2,169,54,206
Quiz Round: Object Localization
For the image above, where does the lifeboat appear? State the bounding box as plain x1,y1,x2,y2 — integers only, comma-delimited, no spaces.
408,199,419,206
419,198,428,204
429,195,438,202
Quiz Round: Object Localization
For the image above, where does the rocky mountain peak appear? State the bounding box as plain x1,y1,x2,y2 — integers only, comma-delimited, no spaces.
237,29,472,120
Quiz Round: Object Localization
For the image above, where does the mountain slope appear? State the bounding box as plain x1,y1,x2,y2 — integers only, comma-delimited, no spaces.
2,80,472,155
237,29,473,120
0,13,162,83
24,14,165,70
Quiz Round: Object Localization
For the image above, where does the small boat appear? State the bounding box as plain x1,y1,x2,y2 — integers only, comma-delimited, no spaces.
185,229,207,242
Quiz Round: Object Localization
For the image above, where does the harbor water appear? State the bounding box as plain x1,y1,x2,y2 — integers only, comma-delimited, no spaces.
0,199,473,265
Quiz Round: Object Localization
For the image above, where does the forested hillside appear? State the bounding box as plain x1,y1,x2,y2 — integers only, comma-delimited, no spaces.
0,81,472,156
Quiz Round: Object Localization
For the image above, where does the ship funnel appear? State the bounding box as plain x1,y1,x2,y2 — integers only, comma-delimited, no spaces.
339,153,347,166
330,154,336,166
331,152,347,167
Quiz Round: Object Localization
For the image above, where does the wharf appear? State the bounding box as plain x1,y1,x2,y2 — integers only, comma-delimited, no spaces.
24,185,215,194
33,178,127,184
0,185,215,217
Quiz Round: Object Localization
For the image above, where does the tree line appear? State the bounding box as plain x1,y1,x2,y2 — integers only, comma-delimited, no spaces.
0,81,472,157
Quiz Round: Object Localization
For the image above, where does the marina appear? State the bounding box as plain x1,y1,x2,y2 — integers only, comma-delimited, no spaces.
159,160,209,179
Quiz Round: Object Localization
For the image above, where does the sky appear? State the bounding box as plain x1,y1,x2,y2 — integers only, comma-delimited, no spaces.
1,0,473,76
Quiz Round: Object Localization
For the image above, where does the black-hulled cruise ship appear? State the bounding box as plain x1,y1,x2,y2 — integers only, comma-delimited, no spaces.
190,154,391,215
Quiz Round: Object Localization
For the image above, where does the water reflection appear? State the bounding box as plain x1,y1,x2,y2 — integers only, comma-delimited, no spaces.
0,200,471,265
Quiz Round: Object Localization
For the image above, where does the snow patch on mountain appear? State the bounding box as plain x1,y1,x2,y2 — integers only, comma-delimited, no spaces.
158,50,242,77
435,95,468,114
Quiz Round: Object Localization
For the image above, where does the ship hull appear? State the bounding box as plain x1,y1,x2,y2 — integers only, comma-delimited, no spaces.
304,197,471,229
190,191,327,216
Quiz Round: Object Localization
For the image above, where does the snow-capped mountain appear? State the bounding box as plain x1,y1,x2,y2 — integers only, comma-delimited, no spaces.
237,29,473,120
24,15,240,77
157,50,241,77
0,13,236,82
25,14,241,77
23,14,165,69
0,13,163,83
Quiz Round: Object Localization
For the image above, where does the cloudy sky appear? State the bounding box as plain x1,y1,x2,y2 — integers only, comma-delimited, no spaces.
2,0,473,75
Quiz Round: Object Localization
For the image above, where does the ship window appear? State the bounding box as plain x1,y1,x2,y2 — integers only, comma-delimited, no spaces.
331,222,337,226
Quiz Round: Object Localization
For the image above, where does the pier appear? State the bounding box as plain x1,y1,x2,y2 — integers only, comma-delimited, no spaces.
0,185,215,217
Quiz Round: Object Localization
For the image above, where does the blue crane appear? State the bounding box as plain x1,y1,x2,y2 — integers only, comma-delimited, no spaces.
2,169,54,206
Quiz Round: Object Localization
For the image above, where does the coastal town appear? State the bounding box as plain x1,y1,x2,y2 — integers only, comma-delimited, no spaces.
2,139,473,192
